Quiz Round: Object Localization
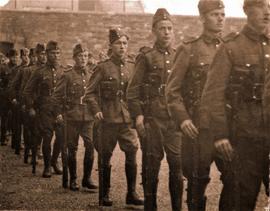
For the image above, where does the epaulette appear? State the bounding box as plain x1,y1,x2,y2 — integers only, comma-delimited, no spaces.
97,58,110,65
139,46,152,54
223,32,240,43
127,54,136,63
182,35,201,44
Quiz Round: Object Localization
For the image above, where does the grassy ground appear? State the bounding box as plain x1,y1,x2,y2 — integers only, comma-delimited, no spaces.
0,138,268,210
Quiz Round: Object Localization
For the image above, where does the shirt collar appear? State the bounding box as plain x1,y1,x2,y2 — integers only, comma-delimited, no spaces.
242,24,270,42
202,30,222,44
110,54,126,66
154,42,174,54
74,65,87,75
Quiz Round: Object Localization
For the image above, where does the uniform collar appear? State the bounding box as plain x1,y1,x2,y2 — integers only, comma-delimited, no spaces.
154,42,174,54
201,30,222,44
242,24,270,42
74,65,87,75
110,54,126,66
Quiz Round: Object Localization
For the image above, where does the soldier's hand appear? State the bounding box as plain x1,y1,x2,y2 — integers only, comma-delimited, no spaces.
29,108,36,117
56,114,64,124
136,115,145,138
180,119,198,139
12,98,18,105
215,138,233,162
95,112,104,121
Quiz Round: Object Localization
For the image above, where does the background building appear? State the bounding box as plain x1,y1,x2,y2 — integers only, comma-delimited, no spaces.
2,0,145,13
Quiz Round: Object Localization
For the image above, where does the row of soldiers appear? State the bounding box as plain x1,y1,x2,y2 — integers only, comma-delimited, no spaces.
1,0,270,210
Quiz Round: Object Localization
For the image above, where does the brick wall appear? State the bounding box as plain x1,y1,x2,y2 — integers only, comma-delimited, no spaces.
0,10,245,65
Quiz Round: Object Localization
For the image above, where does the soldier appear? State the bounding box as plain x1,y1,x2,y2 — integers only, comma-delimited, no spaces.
4,49,20,148
166,1,225,210
24,41,64,178
9,48,30,155
84,28,143,206
29,48,37,66
199,0,270,210
127,8,182,211
52,44,97,191
0,52,6,65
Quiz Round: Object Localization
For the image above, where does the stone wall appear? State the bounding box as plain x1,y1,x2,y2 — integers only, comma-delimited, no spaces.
0,10,245,65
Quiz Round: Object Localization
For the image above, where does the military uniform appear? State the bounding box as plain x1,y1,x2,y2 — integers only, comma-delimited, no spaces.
200,22,270,210
84,28,142,207
127,9,182,211
9,48,31,156
23,41,64,178
166,32,224,211
52,44,97,190
0,63,13,146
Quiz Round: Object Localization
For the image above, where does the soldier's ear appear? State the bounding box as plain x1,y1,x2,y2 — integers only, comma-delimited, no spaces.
200,15,206,24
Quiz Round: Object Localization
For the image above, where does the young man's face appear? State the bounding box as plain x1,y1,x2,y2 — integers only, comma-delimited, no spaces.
10,55,20,66
245,2,270,33
21,55,30,65
37,51,47,64
47,49,60,65
153,20,174,48
110,36,128,59
202,8,225,33
74,51,88,67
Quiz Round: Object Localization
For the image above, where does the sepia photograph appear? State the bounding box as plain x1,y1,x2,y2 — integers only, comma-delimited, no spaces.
0,0,269,210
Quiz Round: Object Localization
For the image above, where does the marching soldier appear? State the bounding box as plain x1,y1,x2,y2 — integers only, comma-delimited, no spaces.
127,8,182,211
24,41,64,178
84,28,143,206
29,48,37,66
199,0,270,210
52,44,97,191
166,1,225,210
9,48,31,156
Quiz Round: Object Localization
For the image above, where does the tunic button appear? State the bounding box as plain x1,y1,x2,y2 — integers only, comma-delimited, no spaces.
120,64,124,68
266,68,268,72
83,79,86,83
54,74,56,77
246,63,251,67
200,62,204,66
84,86,87,89
54,80,57,83
165,52,168,55
265,54,270,58
121,82,124,85
121,73,124,76
166,60,170,64
263,42,267,46
167,70,171,73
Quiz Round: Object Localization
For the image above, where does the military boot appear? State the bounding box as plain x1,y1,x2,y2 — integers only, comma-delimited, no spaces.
99,165,113,206
51,143,62,175
24,147,30,164
42,147,52,178
68,151,79,191
169,171,183,211
82,146,97,189
125,164,143,205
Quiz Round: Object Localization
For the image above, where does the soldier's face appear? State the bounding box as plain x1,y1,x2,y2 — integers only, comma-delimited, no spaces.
110,36,128,59
30,55,37,64
202,8,225,33
21,55,29,65
245,3,270,33
74,51,88,67
10,55,20,65
37,51,47,64
153,20,174,48
47,49,60,65
0,56,5,65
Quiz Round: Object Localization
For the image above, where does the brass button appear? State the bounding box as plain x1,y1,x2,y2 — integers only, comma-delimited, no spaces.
166,60,170,64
